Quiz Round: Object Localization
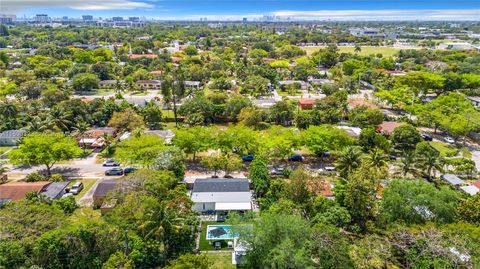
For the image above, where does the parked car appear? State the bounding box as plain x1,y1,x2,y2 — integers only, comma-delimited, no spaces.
270,167,285,176
62,193,74,198
124,167,136,175
241,155,254,162
69,182,84,195
444,136,455,144
421,134,433,141
103,159,120,167
389,155,397,161
324,166,336,172
105,168,124,176
288,154,303,162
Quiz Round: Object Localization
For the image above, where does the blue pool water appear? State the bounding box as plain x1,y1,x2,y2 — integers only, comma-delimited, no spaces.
206,225,234,240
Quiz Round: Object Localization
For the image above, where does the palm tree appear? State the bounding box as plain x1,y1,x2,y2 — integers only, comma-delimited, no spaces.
335,146,363,179
49,108,73,133
73,121,90,154
364,148,388,173
416,149,443,181
354,44,362,53
138,203,185,258
398,150,416,177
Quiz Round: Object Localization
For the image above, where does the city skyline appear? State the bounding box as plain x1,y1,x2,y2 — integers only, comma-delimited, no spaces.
2,0,480,21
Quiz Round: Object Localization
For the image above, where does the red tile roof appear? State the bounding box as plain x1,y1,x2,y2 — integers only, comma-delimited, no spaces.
0,181,51,201
149,70,163,75
376,121,403,135
472,180,480,189
348,99,378,109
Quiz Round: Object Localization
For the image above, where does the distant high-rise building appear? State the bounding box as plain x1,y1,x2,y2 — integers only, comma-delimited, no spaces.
35,14,49,23
62,16,69,21
82,15,93,22
112,17,123,22
243,17,248,23
0,14,16,24
129,17,139,22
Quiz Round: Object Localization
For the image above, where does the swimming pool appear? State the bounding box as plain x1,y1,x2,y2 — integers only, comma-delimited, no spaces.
206,225,234,240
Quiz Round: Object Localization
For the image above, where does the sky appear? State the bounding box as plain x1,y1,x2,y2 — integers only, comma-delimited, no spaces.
2,0,480,21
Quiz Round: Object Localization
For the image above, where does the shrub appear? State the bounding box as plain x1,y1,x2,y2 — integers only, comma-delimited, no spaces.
25,172,46,182
49,174,64,182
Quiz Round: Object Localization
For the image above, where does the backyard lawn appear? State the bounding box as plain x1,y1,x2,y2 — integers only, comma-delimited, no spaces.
69,207,103,225
429,141,458,157
0,146,13,157
199,221,231,251
205,253,236,269
304,46,403,57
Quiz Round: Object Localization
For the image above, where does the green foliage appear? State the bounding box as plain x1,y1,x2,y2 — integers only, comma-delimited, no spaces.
153,147,186,180
380,179,459,225
10,133,81,176
53,196,78,215
108,108,145,132
72,73,100,92
302,125,354,156
25,172,47,182
115,134,165,168
458,194,480,223
391,124,421,152
165,254,209,269
249,156,270,197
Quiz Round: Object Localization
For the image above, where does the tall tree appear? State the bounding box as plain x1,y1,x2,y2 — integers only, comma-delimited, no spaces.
10,133,81,176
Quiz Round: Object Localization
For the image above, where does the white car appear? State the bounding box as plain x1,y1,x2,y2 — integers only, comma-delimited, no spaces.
325,166,336,172
444,137,455,144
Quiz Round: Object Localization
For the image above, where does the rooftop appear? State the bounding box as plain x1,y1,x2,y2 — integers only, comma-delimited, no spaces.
40,181,69,199
192,178,250,193
93,180,119,197
376,121,403,135
0,181,50,201
441,174,464,185
0,129,27,139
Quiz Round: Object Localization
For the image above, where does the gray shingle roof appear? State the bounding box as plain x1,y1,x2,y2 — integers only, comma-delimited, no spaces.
193,178,249,193
0,130,27,139
41,182,69,199
93,180,119,197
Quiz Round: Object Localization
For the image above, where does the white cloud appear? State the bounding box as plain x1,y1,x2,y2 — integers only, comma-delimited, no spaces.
179,9,480,21
2,0,153,12
271,9,480,20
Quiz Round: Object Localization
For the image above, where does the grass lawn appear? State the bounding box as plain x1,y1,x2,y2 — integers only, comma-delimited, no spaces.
68,178,97,200
277,90,302,96
68,207,103,226
205,253,236,269
199,221,232,251
460,147,472,159
304,46,403,57
429,141,458,157
0,146,13,156
162,109,176,118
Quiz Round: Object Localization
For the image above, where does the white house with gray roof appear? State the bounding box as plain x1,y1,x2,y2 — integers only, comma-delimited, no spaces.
191,178,252,212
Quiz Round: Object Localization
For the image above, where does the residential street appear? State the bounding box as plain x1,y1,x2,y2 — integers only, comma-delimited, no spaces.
6,153,110,180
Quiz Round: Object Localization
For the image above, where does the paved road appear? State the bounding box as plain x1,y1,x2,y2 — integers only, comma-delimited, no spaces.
6,153,111,180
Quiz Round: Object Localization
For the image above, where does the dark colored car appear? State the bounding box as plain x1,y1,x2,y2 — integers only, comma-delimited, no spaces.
105,168,123,176
124,167,136,174
242,155,254,162
288,154,303,162
421,134,433,141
